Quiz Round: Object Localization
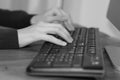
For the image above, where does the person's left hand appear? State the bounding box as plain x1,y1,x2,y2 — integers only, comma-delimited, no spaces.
31,8,74,31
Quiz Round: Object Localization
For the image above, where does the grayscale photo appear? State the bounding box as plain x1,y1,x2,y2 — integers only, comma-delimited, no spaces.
0,0,119,80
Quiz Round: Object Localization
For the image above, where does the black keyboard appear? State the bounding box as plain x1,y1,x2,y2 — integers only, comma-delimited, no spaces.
26,27,105,78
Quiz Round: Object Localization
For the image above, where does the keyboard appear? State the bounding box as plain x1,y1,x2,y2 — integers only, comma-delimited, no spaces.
26,27,105,78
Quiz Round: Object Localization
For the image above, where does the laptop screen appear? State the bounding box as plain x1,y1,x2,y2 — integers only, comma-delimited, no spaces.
107,0,120,31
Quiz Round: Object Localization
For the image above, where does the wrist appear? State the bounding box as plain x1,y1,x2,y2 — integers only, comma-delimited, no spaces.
17,27,35,47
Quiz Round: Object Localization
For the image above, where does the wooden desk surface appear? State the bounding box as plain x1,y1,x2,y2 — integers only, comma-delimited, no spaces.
0,45,96,80
0,44,119,80
1,33,120,80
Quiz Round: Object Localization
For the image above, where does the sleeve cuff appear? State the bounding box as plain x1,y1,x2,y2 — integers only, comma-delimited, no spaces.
0,26,19,49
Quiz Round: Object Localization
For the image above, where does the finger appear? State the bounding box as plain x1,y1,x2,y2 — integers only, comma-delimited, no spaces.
32,15,67,24
46,23,73,43
44,16,67,23
42,35,67,46
57,8,67,17
64,21,75,31
36,22,73,43
45,8,62,17
55,27,73,43
66,15,75,31
45,12,75,31
59,9,75,31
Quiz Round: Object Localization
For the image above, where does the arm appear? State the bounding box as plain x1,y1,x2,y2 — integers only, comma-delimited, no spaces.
0,26,19,49
0,9,34,49
0,9,34,29
0,8,74,30
0,8,74,49
0,21,73,49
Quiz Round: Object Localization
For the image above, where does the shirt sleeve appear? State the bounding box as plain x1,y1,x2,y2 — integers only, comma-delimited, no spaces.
0,9,35,49
0,26,19,49
0,9,34,29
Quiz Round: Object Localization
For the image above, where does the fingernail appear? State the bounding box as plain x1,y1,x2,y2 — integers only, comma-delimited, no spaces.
68,38,73,43
62,42,67,46
70,38,73,43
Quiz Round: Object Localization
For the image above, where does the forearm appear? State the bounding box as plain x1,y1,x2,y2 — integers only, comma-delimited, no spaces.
0,9,34,29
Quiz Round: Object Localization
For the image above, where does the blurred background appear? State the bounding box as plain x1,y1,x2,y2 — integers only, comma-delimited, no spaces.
0,0,117,37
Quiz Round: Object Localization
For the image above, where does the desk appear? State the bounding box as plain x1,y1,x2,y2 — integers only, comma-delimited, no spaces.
0,23,120,80
0,44,95,80
0,43,119,80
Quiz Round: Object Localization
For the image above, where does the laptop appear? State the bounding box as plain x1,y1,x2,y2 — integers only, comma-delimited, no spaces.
106,0,120,71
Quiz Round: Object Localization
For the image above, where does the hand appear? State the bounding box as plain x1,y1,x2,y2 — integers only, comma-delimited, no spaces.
31,8,74,31
17,21,73,47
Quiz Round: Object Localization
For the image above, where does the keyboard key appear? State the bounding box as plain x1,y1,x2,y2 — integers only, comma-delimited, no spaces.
53,61,71,67
82,54,103,69
72,54,83,67
87,47,96,55
33,62,51,68
39,42,53,54
75,47,84,54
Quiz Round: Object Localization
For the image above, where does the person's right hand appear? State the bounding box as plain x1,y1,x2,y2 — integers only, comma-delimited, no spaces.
31,8,74,31
17,21,73,47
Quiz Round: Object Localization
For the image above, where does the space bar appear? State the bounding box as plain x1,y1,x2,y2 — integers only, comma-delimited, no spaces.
53,62,71,67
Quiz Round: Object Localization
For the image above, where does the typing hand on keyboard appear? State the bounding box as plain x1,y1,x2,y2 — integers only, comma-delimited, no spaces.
18,21,73,47
25,8,75,47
